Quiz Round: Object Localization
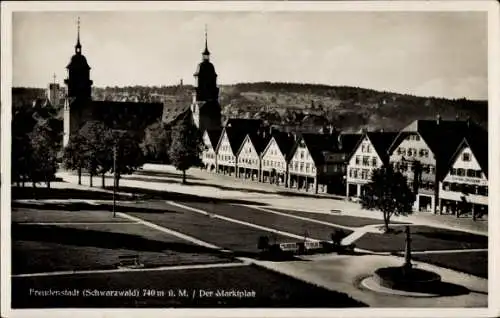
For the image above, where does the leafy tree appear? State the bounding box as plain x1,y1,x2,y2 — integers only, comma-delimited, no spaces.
112,130,145,189
168,116,204,184
140,121,171,163
360,166,416,232
29,118,61,188
78,121,112,187
62,133,87,185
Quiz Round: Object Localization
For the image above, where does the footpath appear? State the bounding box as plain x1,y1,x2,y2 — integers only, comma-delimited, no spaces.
54,165,488,236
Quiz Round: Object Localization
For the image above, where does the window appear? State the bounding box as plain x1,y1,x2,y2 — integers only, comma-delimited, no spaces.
362,156,369,166
407,149,412,156
367,145,371,153
355,156,360,165
353,169,358,178
300,151,304,159
300,162,304,172
372,157,377,166
451,168,457,175
466,169,475,177
361,145,365,152
429,165,435,175
443,182,450,191
462,153,471,162
294,162,298,170
306,163,310,173
457,168,465,176
476,170,483,178
400,148,406,156
362,169,369,180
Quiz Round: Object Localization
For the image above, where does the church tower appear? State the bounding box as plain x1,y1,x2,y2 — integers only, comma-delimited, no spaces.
190,26,221,132
63,17,93,147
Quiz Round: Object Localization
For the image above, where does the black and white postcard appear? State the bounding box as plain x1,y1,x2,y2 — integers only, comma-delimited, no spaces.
1,1,499,318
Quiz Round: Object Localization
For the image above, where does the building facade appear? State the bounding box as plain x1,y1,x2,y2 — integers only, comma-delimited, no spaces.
201,129,221,172
260,132,295,187
387,118,478,213
346,132,398,199
439,137,488,217
236,134,265,181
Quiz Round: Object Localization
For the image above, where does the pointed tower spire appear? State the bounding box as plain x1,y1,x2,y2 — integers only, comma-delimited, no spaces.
75,16,82,54
202,24,210,59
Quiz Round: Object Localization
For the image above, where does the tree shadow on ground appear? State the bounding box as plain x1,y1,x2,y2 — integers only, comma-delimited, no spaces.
12,223,231,257
134,170,205,181
123,175,345,201
12,186,268,207
12,187,130,201
12,201,176,214
115,186,268,206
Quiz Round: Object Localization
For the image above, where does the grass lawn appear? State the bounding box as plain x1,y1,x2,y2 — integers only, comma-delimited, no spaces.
12,264,367,308
354,225,488,253
124,201,293,256
182,202,353,241
11,206,136,224
411,251,488,279
266,208,407,227
12,220,232,274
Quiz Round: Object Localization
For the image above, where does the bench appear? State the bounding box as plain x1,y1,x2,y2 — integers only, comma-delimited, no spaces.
278,242,300,253
118,254,143,268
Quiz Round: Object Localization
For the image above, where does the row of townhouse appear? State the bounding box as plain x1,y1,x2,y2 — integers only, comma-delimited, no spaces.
345,116,488,215
201,119,361,195
201,116,488,215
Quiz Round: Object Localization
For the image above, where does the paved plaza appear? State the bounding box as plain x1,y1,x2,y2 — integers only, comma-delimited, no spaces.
10,166,489,308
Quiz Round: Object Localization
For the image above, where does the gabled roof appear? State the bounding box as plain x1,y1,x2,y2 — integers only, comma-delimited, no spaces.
205,129,222,149
447,129,488,178
348,132,398,162
236,132,270,157
338,133,362,155
216,127,250,155
268,131,296,160
290,133,339,165
387,119,486,179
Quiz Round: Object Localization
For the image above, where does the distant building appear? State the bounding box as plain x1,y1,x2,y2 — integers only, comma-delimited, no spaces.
190,28,222,132
346,131,398,199
236,132,269,181
201,129,222,172
260,131,296,187
439,132,488,217
62,19,163,147
287,132,360,194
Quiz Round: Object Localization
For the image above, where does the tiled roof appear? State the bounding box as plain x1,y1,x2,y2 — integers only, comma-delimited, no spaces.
162,100,190,124
349,132,398,162
205,129,222,149
225,118,263,131
271,131,296,160
296,133,339,165
85,100,164,131
338,133,362,155
448,129,488,178
388,119,487,179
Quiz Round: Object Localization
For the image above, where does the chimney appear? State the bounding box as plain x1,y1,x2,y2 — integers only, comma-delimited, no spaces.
436,113,442,125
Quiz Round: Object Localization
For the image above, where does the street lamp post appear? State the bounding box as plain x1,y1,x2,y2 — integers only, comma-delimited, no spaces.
113,144,117,218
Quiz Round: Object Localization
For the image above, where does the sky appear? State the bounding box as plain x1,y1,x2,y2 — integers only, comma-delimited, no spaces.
12,11,488,100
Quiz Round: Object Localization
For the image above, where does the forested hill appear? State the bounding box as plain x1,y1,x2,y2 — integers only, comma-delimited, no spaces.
13,82,488,132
